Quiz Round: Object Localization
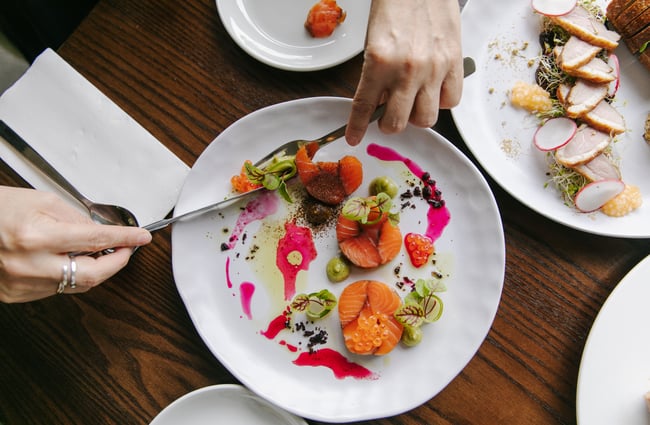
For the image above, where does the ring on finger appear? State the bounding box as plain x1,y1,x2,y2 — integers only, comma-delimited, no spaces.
68,256,77,289
57,263,69,294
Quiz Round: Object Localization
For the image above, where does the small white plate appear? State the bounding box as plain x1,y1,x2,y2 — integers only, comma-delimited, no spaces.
150,384,307,425
216,0,370,71
577,254,650,424
453,0,650,238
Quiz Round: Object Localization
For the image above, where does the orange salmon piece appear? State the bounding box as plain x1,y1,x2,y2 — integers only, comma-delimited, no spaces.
305,0,346,38
295,142,363,205
231,160,262,193
338,280,403,355
338,280,369,327
339,156,363,195
377,220,402,264
336,213,402,269
295,144,319,185
339,235,382,269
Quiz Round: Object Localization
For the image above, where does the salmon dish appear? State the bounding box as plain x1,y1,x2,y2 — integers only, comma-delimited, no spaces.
295,141,363,205
338,280,404,356
304,0,347,38
336,206,402,269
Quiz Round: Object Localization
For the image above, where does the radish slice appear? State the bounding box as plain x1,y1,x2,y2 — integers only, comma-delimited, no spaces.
531,0,576,16
574,179,625,212
607,54,620,97
533,117,577,151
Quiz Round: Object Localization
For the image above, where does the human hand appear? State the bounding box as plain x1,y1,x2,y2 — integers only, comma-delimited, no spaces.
345,0,463,145
0,187,152,303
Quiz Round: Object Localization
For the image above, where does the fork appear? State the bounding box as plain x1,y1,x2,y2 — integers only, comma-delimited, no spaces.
253,103,386,168
143,104,385,232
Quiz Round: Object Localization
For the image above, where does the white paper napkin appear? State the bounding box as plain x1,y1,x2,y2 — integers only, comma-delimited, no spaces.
0,48,190,226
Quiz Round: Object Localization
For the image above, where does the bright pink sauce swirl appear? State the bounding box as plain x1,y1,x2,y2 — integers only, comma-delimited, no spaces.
367,143,450,241
276,221,317,300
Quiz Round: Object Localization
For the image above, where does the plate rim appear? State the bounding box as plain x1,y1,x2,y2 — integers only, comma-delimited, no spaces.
576,253,650,424
215,0,370,72
149,384,308,425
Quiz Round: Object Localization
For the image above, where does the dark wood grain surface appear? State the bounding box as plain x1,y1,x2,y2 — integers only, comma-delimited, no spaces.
1,0,648,424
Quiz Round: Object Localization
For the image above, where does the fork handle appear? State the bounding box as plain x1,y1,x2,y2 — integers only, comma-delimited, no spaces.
316,103,386,148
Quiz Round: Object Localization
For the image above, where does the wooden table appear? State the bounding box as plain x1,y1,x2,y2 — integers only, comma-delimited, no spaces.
1,0,648,423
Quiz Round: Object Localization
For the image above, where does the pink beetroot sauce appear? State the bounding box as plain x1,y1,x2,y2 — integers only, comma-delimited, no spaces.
293,348,377,380
224,191,279,250
261,311,376,380
367,143,450,242
276,221,317,301
239,282,255,320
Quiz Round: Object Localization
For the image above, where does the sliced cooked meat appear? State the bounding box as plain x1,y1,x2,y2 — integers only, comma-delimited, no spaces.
555,124,611,167
573,153,621,181
565,79,609,118
555,36,603,70
550,5,621,50
581,99,626,135
556,83,571,105
561,55,615,83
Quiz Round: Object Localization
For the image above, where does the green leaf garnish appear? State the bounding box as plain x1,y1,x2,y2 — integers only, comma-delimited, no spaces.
396,278,446,343
394,302,425,328
341,192,395,224
244,155,297,202
290,289,337,320
640,40,649,54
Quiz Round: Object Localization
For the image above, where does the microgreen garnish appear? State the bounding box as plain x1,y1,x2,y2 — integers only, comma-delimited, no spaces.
394,278,445,346
341,192,398,225
245,155,296,202
290,289,337,320
640,41,649,54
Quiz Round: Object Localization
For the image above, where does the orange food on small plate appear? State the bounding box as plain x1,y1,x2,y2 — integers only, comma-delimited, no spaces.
305,0,347,38
336,208,402,269
295,141,362,205
339,280,403,355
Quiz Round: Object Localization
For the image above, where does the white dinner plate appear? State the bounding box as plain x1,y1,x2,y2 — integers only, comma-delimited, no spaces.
216,0,370,71
150,384,307,425
453,0,650,238
171,97,505,422
576,254,650,424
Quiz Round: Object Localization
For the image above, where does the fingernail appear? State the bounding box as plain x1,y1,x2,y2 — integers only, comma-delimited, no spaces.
346,135,360,146
137,230,153,245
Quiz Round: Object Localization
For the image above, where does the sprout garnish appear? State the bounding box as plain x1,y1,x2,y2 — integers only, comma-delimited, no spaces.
244,155,296,202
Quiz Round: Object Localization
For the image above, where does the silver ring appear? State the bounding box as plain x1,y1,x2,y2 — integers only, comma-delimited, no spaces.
57,263,69,294
69,256,77,289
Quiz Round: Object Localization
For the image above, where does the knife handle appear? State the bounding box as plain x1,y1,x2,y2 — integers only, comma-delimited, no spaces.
0,120,90,208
